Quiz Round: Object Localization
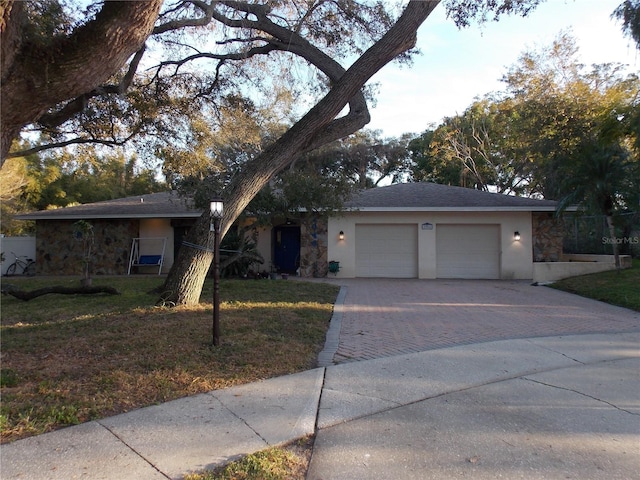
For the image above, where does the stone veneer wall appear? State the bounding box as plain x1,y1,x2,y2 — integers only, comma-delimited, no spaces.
36,219,138,275
532,212,563,262
299,215,328,277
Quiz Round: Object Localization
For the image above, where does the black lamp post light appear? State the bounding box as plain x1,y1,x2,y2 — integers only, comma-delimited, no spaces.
210,197,224,346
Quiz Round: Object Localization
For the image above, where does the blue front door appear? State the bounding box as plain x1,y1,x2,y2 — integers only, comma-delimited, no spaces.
273,226,300,273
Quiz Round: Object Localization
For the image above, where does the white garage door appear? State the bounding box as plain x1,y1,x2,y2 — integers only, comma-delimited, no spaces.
355,224,418,278
436,224,500,279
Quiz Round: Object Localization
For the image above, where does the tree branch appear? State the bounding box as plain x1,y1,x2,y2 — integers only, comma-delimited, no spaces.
154,43,277,72
38,45,148,129
153,0,215,34
15,0,374,159
6,129,142,159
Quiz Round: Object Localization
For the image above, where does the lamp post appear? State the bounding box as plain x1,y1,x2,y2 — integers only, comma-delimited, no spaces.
210,197,224,346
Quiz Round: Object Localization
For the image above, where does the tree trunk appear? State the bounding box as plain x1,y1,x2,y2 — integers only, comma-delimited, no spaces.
1,0,163,165
157,212,215,306
606,214,621,270
160,0,440,306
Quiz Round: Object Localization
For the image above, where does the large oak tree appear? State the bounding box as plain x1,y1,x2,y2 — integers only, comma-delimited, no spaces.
159,0,440,305
2,0,546,306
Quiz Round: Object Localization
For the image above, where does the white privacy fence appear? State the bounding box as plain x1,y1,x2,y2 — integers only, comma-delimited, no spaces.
0,236,36,276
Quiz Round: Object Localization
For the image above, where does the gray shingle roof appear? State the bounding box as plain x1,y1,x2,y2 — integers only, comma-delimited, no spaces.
15,191,201,220
15,183,559,220
346,182,558,211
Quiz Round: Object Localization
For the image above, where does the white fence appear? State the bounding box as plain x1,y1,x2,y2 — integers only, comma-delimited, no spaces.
0,236,36,276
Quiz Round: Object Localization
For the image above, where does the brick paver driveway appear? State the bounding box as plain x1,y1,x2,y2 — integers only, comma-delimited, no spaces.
325,279,640,364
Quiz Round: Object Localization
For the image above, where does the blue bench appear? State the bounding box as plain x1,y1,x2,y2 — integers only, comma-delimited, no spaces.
135,255,162,266
128,237,167,275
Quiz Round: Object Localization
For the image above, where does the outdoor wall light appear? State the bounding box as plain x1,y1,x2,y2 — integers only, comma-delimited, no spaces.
514,231,521,241
339,231,345,241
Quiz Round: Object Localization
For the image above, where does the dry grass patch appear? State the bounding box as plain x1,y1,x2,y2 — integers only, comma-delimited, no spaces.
1,277,338,443
184,437,314,480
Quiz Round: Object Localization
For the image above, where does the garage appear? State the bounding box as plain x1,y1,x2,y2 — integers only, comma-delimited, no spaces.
327,182,560,280
355,224,418,278
436,224,501,279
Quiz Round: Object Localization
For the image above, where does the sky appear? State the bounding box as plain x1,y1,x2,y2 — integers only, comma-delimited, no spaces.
365,0,639,139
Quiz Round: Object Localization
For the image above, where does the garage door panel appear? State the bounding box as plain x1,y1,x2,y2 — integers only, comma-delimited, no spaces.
356,224,417,278
437,224,500,279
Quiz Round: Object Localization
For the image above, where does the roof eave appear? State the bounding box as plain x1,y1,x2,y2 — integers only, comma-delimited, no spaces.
346,206,561,212
13,213,203,221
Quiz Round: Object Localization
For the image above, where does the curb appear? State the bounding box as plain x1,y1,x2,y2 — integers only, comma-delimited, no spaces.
317,286,347,367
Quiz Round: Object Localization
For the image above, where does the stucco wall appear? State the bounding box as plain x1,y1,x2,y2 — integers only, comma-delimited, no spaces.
138,219,173,274
36,220,138,275
254,225,272,272
328,211,534,279
0,236,36,275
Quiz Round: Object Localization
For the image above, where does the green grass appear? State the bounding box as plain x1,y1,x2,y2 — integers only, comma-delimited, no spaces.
551,259,640,311
0,276,338,443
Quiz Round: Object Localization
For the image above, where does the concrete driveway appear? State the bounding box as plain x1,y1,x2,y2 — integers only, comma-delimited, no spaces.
318,279,640,364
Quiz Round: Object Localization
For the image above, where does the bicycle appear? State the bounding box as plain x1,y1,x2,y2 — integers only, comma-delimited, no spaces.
4,252,36,276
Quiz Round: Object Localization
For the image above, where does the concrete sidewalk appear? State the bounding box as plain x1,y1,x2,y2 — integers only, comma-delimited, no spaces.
309,333,640,480
2,332,639,480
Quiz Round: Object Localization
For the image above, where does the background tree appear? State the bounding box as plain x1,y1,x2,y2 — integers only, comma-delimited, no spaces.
502,33,638,199
411,32,639,203
408,129,449,184
6,147,164,210
410,102,503,192
0,154,31,235
163,92,291,197
409,100,532,195
295,130,413,189
556,144,638,268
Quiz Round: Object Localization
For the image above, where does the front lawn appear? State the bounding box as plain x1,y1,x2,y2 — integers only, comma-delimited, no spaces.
0,276,338,444
551,259,640,311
